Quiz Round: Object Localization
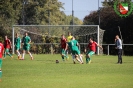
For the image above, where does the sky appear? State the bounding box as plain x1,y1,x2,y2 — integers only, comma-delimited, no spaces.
59,0,104,20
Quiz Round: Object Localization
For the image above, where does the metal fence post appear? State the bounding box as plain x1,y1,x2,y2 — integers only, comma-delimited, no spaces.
12,26,14,54
107,45,109,55
97,25,100,55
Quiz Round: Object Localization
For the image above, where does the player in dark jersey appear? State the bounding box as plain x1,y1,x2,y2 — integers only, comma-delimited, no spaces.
3,36,13,59
60,34,69,61
85,38,103,64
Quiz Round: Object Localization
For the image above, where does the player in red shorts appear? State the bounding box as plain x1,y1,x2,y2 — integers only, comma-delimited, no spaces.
3,36,13,59
60,34,69,61
0,40,4,82
85,38,103,64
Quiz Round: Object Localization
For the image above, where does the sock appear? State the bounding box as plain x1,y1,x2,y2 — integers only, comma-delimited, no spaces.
4,53,6,58
17,51,21,56
76,58,81,63
62,56,65,61
89,58,91,61
8,53,12,57
79,55,83,63
22,53,25,59
0,70,2,79
63,54,67,58
86,58,89,63
72,55,75,60
29,52,33,58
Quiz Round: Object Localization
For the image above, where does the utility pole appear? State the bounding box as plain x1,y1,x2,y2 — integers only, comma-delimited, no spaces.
22,0,25,25
72,0,74,34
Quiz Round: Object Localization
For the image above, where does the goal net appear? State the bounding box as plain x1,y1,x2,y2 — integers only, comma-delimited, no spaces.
12,25,100,54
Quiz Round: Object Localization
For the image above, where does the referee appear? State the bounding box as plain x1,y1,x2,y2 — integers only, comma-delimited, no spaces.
115,35,122,64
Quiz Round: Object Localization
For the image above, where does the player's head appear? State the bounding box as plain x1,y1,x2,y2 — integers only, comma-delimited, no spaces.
16,33,19,37
25,32,28,36
89,38,93,43
5,35,8,40
68,32,71,36
61,34,65,39
115,35,119,39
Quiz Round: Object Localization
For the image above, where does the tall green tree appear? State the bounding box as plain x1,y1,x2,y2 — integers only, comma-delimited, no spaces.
0,0,22,37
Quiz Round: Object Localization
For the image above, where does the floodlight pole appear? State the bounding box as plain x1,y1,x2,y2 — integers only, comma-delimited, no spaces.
48,2,50,36
22,0,25,25
98,0,100,26
98,0,100,55
72,0,74,34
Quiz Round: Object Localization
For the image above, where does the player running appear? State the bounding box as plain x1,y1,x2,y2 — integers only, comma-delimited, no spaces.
21,32,33,60
3,36,13,59
60,34,69,61
0,40,4,82
69,36,83,64
14,33,21,59
85,38,103,64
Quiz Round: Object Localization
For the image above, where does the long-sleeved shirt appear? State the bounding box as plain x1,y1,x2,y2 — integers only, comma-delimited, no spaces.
115,39,122,49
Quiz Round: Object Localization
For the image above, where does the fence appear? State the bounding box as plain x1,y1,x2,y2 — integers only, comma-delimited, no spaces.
19,43,133,55
102,44,133,55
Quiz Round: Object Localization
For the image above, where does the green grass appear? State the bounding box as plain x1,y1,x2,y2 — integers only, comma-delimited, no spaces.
0,54,133,88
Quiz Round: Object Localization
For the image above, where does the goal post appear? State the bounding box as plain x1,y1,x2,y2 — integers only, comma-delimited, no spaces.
12,25,100,55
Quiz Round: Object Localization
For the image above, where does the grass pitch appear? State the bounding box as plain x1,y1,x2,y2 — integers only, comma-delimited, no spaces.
0,54,133,88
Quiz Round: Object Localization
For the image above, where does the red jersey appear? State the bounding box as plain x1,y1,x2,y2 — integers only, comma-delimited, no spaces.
0,43,4,58
61,38,67,49
4,39,11,49
87,41,97,52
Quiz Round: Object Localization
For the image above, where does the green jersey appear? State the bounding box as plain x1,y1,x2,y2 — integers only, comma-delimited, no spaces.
22,36,31,46
70,40,79,50
14,37,21,47
70,40,80,55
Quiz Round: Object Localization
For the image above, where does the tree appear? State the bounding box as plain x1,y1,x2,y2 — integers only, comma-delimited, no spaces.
83,2,133,55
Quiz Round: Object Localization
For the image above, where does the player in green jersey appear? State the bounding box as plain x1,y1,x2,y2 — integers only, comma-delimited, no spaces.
14,33,21,59
21,32,33,60
69,36,83,64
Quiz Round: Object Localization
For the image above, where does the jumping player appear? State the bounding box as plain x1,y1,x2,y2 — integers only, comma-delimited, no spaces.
21,32,33,60
14,33,21,59
0,40,4,82
3,36,13,59
60,34,69,61
85,38,103,64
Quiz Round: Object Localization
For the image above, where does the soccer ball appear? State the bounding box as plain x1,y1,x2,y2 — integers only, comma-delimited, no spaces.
56,60,59,63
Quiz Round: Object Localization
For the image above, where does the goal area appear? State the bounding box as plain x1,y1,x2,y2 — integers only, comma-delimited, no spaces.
12,25,100,54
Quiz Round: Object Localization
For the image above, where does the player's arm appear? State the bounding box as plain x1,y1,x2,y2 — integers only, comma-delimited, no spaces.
95,42,103,50
21,37,24,45
76,42,80,49
20,38,22,48
64,39,68,51
9,39,12,49
65,43,68,51
84,43,89,53
28,37,31,44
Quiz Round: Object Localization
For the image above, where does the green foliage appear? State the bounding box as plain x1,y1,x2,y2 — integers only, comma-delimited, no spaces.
0,0,82,42
83,6,133,55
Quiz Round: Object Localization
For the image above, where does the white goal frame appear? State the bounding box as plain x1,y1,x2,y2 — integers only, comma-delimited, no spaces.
12,25,100,55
